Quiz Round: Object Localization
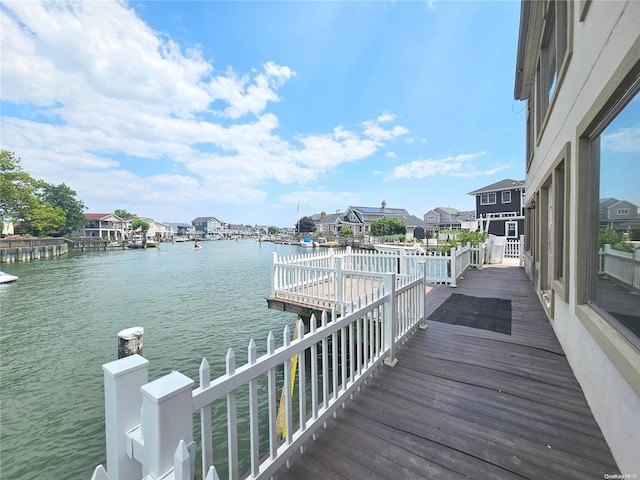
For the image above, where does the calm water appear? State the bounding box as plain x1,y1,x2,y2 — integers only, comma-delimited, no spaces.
0,240,302,480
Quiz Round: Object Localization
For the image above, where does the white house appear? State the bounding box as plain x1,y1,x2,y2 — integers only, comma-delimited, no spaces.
514,0,640,473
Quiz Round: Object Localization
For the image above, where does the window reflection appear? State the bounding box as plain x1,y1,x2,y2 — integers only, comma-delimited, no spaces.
593,89,640,344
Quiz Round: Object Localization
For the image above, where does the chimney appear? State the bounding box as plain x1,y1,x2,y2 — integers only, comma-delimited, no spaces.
381,200,387,210
321,211,326,219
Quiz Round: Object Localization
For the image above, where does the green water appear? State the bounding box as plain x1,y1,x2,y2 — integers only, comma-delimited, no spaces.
0,240,302,480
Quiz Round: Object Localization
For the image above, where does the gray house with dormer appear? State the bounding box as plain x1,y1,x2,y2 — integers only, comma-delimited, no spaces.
468,179,525,238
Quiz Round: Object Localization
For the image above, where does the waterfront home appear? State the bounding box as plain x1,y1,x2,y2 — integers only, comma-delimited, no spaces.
311,211,341,236
75,213,127,240
468,179,525,238
514,0,640,473
316,201,427,240
423,207,477,236
191,216,226,238
126,216,172,241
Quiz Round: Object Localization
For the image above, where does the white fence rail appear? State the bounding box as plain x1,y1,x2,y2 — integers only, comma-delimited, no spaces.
504,237,523,259
599,244,640,290
92,269,426,480
271,244,484,308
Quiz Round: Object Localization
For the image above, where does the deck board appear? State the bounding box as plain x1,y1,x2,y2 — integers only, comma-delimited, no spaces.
275,264,619,479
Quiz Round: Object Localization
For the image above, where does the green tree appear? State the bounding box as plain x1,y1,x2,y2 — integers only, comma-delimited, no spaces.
0,150,45,225
370,217,407,237
23,200,66,236
131,219,150,233
40,183,87,235
338,226,353,237
599,228,619,248
296,216,316,234
115,209,134,219
268,226,279,235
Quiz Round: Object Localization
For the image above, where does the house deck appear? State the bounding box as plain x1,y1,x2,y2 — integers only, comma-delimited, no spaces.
275,263,619,479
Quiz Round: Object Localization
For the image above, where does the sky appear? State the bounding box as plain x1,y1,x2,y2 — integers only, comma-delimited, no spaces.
1,0,530,228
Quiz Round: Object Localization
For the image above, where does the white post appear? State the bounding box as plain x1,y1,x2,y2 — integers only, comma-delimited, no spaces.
141,371,194,478
519,235,525,267
271,252,278,297
335,256,344,311
383,272,398,367
449,248,457,287
102,354,149,480
419,261,427,330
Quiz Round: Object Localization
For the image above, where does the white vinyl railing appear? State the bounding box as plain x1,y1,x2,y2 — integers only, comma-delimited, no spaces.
91,269,426,480
504,238,521,258
271,244,484,306
599,244,640,290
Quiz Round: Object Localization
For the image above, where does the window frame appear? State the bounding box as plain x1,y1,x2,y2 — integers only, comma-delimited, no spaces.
535,1,573,144
506,221,518,238
502,191,512,204
574,51,640,397
480,193,497,206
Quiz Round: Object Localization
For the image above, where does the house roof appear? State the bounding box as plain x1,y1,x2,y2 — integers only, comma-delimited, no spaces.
84,213,115,220
599,198,620,208
191,216,221,223
351,206,409,216
468,179,525,195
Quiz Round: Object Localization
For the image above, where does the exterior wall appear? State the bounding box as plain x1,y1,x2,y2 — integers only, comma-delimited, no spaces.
475,188,523,217
519,0,640,473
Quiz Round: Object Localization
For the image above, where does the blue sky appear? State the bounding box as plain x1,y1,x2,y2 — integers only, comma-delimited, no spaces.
1,0,529,227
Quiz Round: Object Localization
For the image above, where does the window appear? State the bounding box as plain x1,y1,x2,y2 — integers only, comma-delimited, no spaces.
585,78,640,348
502,191,512,204
506,221,518,238
536,1,571,135
551,144,570,303
427,215,435,221
480,193,496,205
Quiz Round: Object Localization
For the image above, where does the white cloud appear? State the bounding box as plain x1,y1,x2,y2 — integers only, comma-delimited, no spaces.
385,152,397,158
388,151,503,179
602,126,640,153
0,0,410,223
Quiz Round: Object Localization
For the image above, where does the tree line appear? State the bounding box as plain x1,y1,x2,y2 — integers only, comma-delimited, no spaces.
0,150,87,237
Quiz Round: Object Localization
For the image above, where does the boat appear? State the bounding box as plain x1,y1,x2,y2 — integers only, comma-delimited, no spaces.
313,237,328,247
0,271,18,284
300,237,314,248
145,235,159,248
205,234,221,241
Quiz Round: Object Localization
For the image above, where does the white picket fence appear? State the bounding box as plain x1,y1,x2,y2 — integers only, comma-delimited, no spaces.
271,244,485,309
599,244,640,290
91,268,427,480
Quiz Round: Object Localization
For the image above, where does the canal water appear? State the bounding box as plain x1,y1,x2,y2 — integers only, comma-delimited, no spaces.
0,240,303,480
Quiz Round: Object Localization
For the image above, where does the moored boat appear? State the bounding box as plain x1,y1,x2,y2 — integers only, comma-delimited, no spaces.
0,271,18,284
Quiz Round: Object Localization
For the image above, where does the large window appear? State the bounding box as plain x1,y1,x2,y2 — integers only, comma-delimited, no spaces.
480,193,496,205
536,1,570,135
589,81,640,347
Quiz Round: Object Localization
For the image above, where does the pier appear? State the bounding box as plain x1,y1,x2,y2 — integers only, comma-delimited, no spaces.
89,244,618,480
0,238,69,263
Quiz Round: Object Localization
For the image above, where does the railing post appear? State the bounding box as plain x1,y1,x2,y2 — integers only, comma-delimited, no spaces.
102,354,149,480
383,272,398,367
519,235,525,267
271,252,278,297
450,248,457,287
419,261,427,330
335,256,344,311
141,371,194,478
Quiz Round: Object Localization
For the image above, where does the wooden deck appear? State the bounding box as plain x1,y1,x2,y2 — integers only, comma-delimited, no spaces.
276,263,619,479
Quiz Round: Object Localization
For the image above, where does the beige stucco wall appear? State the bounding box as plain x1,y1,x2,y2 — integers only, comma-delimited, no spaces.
524,1,640,474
